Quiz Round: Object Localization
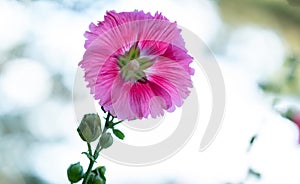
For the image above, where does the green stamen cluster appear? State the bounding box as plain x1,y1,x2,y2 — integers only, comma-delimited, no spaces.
118,44,153,82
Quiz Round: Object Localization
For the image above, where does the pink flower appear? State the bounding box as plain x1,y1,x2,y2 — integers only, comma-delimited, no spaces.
79,10,194,120
292,112,300,144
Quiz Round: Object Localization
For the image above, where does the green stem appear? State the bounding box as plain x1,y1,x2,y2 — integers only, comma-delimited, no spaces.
87,143,92,155
82,143,94,183
82,157,94,184
95,112,111,154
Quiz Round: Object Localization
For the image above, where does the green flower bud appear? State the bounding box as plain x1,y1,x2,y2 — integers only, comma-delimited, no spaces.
77,114,102,143
94,166,106,181
67,162,84,183
87,173,96,184
93,175,105,184
100,133,113,149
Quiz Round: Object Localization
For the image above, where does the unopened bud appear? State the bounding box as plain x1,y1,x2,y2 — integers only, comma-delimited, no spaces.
94,166,106,181
93,175,105,184
100,133,113,149
77,114,102,143
87,172,96,184
67,162,84,183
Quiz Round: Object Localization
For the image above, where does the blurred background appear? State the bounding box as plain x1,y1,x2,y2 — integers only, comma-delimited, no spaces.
0,0,300,183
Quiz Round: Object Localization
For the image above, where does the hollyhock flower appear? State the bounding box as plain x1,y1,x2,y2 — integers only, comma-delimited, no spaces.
79,10,194,120
282,109,300,144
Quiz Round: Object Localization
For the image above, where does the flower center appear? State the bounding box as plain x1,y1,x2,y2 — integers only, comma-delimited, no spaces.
118,44,153,82
126,59,140,71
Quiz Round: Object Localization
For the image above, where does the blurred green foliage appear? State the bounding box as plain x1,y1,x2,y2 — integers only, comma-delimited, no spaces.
218,0,300,55
218,0,300,98
259,55,300,96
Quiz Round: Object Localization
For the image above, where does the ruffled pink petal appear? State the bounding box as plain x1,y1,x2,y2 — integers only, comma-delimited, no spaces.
139,40,169,58
128,82,152,119
148,75,182,109
162,44,195,75
148,56,193,101
84,11,182,50
92,58,119,104
127,80,173,119
84,10,160,49
108,75,136,120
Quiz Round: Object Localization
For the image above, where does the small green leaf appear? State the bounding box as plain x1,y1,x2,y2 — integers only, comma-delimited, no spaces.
113,129,125,140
